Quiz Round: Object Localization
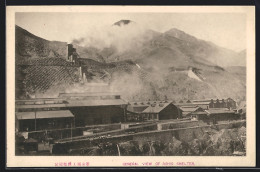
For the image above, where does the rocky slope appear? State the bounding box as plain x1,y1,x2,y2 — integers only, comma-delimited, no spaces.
15,25,68,62
15,24,246,102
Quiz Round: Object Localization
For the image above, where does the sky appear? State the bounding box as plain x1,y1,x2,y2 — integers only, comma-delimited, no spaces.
16,12,246,52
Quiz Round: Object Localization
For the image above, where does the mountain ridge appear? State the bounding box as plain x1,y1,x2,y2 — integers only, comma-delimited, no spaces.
15,25,246,103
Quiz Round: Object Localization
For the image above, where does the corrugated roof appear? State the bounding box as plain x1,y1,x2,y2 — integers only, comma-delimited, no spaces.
205,108,235,114
16,103,67,109
192,99,211,103
16,98,65,102
59,92,121,97
142,103,171,113
192,102,210,105
127,105,149,113
16,98,66,106
179,106,200,112
182,112,192,116
65,99,127,107
175,103,194,107
16,110,74,120
191,98,235,104
129,101,170,106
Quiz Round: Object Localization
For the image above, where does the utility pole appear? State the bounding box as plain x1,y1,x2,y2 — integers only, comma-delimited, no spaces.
34,110,36,131
116,144,121,156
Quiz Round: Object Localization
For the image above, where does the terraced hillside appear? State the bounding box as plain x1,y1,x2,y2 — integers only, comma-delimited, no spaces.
16,64,80,98
15,25,246,103
15,57,141,99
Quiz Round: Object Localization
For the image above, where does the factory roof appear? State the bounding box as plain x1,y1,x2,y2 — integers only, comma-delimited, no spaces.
16,98,65,105
179,106,204,116
142,103,171,113
205,108,235,114
65,99,127,107
128,100,170,106
59,92,121,98
191,98,236,103
16,110,74,120
16,92,126,109
127,105,149,113
179,106,201,112
16,103,67,109
174,103,195,107
188,111,208,115
188,108,236,116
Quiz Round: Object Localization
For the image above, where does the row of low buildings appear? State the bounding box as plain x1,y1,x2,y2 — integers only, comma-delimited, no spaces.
15,94,244,140
175,98,237,109
126,98,240,123
15,92,127,132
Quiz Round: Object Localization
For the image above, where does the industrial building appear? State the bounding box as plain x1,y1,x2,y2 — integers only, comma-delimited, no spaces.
175,98,237,110
187,108,239,124
126,101,182,121
59,92,127,126
191,98,237,109
15,92,127,137
177,105,204,118
15,98,74,132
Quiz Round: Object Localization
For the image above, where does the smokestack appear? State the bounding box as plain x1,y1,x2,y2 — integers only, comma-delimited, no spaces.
67,44,73,61
83,73,86,83
79,67,82,78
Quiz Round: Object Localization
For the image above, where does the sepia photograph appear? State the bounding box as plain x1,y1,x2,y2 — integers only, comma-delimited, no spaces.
6,6,255,167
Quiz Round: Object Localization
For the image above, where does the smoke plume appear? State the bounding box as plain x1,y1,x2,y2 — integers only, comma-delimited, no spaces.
71,21,151,53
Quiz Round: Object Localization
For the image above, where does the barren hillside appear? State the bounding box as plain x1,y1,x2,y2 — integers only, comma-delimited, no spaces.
15,24,246,103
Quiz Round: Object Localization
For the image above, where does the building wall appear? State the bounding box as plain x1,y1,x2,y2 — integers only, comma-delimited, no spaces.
69,106,125,126
210,113,239,124
159,104,182,120
18,117,74,132
209,99,237,109
198,114,208,121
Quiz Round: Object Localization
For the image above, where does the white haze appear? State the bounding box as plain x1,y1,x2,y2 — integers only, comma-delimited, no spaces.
71,22,149,53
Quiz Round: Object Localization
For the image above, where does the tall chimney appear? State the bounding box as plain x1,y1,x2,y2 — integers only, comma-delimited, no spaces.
83,73,86,83
79,66,82,78
67,44,73,61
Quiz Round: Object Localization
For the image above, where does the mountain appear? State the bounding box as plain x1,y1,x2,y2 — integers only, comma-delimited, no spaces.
15,25,68,62
163,28,244,67
98,27,245,68
15,25,105,63
15,24,246,103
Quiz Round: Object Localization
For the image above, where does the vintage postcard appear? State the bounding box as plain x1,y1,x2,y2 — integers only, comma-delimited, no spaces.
6,6,255,167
